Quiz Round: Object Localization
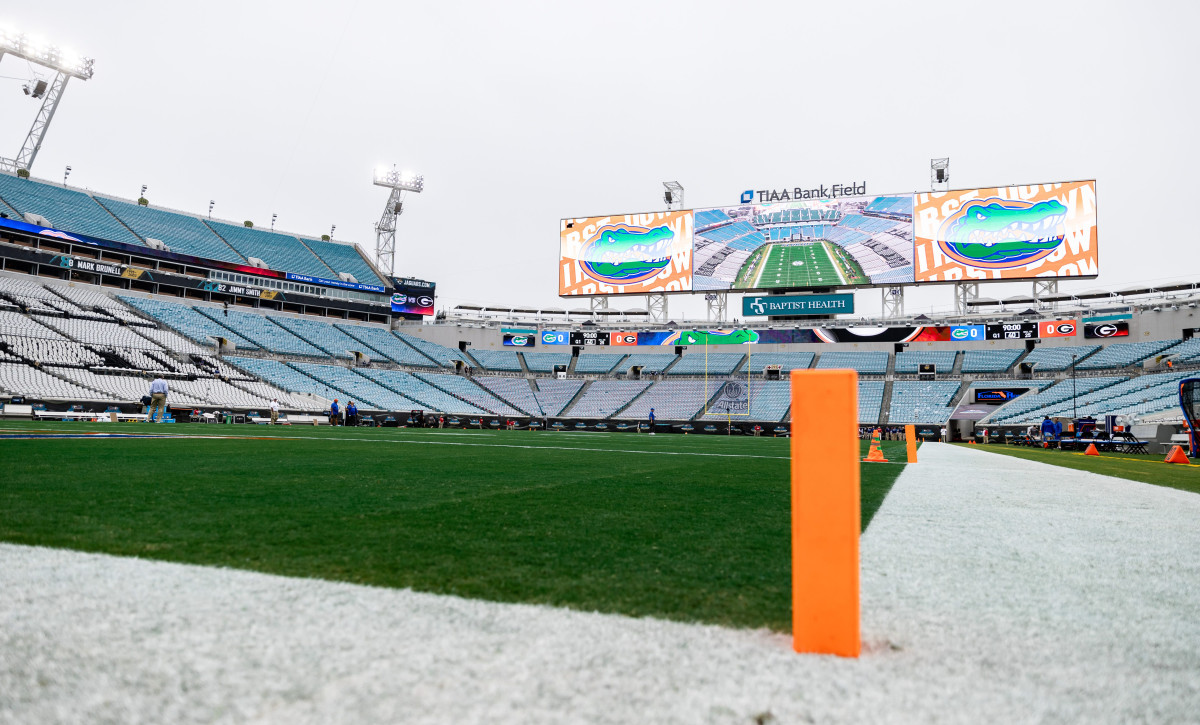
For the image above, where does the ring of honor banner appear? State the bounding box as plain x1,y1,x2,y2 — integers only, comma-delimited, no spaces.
913,181,1097,282
559,211,693,296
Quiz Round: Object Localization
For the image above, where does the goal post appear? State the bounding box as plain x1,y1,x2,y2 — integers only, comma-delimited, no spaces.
703,340,752,420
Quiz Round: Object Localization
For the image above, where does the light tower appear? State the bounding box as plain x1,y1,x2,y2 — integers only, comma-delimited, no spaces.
0,27,94,174
373,166,423,278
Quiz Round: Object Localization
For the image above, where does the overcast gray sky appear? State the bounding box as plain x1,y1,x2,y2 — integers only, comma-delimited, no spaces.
3,0,1196,319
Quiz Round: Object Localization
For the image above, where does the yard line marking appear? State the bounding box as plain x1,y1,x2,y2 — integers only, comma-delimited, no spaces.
0,430,792,459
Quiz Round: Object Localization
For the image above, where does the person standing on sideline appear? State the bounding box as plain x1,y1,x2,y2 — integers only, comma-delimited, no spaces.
269,398,280,425
647,407,656,435
940,425,948,442
346,401,358,427
329,399,340,426
147,375,168,423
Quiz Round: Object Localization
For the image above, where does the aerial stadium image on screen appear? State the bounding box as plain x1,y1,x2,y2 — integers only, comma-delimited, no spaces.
691,195,914,291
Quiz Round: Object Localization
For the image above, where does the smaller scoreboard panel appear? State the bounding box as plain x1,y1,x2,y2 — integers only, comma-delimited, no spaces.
570,331,610,346
985,322,1039,340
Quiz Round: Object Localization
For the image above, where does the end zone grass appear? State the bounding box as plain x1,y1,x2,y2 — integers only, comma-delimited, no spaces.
0,423,906,631
960,443,1200,495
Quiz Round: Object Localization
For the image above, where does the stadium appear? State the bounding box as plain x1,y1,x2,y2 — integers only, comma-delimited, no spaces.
2,4,1199,723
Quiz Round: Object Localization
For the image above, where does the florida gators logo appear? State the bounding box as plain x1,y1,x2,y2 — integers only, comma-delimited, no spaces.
579,224,674,285
937,198,1067,269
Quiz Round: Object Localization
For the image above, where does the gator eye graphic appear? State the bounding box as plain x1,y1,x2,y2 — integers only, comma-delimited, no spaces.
579,224,674,285
391,294,407,305
510,335,529,346
937,198,1068,269
542,333,557,343
951,328,969,340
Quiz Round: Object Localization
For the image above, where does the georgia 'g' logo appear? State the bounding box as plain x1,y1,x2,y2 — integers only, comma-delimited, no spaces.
579,224,674,285
417,296,434,307
937,197,1068,269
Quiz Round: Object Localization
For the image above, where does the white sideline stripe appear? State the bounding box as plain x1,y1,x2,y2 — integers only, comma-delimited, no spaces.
0,431,792,460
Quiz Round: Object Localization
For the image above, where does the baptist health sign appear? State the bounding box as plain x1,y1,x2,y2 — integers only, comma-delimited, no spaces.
743,293,854,317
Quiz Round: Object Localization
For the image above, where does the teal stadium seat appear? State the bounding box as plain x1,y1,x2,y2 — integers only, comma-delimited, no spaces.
0,174,142,245
94,198,245,264
205,221,336,279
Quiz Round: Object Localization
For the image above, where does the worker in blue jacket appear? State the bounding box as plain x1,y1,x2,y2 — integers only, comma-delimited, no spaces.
1040,416,1057,444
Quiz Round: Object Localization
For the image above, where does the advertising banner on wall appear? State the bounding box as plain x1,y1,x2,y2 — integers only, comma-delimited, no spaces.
913,181,1097,282
390,277,436,315
559,211,693,296
1084,321,1130,338
502,331,536,347
742,293,854,317
692,195,914,292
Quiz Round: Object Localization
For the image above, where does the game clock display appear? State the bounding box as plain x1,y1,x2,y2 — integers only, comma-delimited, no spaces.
984,322,1039,340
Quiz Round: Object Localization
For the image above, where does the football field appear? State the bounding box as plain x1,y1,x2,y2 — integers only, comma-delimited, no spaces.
0,421,905,632
751,242,846,288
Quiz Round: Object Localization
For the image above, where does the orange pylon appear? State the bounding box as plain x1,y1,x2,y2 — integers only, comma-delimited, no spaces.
863,440,888,462
1084,443,1099,456
1165,445,1190,464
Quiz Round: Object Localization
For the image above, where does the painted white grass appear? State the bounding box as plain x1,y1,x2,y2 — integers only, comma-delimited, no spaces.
1,443,1197,723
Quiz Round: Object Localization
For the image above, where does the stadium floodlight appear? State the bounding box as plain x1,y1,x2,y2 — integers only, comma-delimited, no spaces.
931,158,949,191
663,181,683,210
0,28,94,80
63,165,70,186
373,164,424,277
208,200,214,218
330,224,336,239
271,213,277,231
0,26,94,174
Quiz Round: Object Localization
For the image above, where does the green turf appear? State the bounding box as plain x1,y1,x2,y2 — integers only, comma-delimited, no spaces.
959,443,1200,495
0,422,905,631
735,242,839,290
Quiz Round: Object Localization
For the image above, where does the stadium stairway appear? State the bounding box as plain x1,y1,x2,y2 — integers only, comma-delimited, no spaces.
879,379,894,424
475,377,536,415
516,353,532,376
410,372,516,415
101,206,145,248
885,353,896,377
951,352,965,376
552,379,591,417
609,383,655,420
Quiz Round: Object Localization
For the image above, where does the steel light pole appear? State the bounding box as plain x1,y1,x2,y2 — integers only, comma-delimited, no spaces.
1071,353,1078,420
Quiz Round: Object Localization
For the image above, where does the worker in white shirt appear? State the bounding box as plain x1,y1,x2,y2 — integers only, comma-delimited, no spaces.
269,399,280,425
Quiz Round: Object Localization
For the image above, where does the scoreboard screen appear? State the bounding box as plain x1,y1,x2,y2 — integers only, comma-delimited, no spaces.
569,331,610,346
984,322,1039,340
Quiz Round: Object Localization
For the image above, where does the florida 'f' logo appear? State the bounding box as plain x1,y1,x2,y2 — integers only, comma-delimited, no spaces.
936,197,1067,269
